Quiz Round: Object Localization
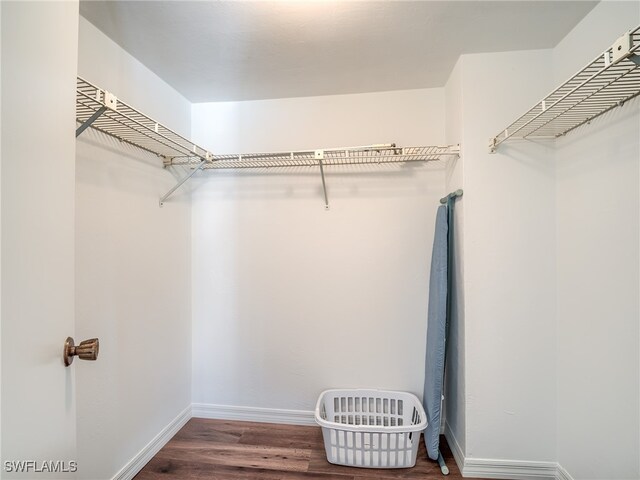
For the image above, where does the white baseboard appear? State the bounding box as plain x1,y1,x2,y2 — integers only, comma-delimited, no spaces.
463,458,558,479
443,422,557,480
444,421,466,473
192,402,316,426
556,464,575,480
111,405,191,480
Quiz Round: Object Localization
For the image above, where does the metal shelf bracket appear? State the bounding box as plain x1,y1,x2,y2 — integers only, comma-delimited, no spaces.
159,161,206,207
76,89,118,138
76,105,107,138
315,149,329,210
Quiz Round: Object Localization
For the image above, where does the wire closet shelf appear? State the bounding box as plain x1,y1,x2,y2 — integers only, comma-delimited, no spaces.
169,145,459,170
76,76,212,162
76,76,459,208
490,25,640,152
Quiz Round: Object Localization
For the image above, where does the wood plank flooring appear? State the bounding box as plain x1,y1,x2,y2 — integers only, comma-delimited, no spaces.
135,418,465,479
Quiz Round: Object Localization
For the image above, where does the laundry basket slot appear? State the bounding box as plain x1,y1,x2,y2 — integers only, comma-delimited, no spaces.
315,389,427,469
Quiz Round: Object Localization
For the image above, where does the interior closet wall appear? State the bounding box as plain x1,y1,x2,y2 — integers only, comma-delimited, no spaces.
75,17,192,479
442,58,465,458
0,3,3,462
0,3,3,458
444,48,558,465
554,2,640,478
444,4,640,478
190,89,448,412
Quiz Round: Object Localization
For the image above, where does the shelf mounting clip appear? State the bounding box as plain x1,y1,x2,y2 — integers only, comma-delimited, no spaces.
612,31,640,65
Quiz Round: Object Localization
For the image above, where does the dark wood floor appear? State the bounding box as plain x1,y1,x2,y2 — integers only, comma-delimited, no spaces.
135,418,464,479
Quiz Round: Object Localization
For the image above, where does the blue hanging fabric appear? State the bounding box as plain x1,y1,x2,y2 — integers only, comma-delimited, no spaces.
422,205,448,461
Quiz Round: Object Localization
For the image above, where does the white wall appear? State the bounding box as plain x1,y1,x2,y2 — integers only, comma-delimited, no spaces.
75,17,192,480
459,48,557,464
554,3,640,479
443,58,466,458
442,3,640,477
440,48,558,469
1,2,79,477
0,2,3,465
190,89,449,411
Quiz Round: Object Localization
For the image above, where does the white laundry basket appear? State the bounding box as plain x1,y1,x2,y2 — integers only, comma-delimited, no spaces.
314,389,427,469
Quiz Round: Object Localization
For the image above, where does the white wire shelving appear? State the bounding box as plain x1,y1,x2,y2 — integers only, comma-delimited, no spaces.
76,76,459,208
170,144,458,170
76,76,212,162
171,144,460,209
490,25,640,152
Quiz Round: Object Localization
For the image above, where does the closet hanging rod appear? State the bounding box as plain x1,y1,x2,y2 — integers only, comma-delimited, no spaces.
489,24,640,152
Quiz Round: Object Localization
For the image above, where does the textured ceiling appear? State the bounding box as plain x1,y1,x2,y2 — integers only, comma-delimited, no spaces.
80,1,598,102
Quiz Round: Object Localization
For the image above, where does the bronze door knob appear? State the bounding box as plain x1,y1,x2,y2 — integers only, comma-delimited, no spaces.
64,337,99,366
